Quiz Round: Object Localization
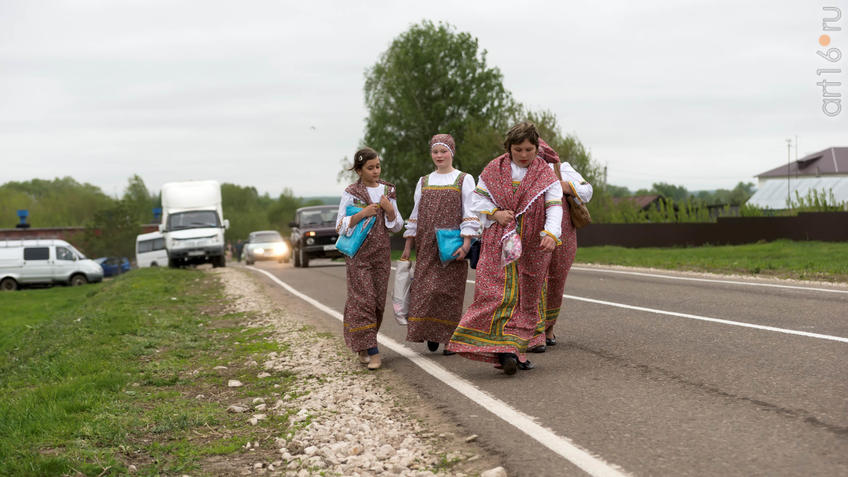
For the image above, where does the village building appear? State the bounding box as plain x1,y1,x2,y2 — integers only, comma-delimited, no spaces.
747,147,848,209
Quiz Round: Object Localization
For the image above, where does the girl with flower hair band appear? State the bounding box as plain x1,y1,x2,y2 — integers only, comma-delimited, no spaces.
401,134,479,353
446,122,563,375
336,147,404,370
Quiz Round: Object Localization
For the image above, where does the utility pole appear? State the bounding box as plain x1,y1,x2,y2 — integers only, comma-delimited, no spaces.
786,138,792,208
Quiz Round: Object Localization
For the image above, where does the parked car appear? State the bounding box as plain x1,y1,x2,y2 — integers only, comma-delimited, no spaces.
0,239,103,291
136,231,167,267
289,205,342,268
94,257,131,277
242,230,290,265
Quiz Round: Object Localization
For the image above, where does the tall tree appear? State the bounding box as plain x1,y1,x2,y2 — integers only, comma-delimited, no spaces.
122,174,158,224
527,109,602,186
363,20,518,215
78,200,141,258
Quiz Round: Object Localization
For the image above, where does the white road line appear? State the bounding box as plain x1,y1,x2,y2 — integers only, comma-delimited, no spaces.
570,266,848,295
463,279,848,344
248,266,629,477
564,294,848,344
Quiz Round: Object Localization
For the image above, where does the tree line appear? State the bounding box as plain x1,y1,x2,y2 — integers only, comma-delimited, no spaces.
0,175,321,257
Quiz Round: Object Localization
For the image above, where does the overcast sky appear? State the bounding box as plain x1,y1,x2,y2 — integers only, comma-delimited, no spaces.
1,0,845,199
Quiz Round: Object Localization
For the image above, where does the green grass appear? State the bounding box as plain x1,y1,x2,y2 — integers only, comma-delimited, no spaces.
0,268,294,476
390,249,416,262
575,240,848,282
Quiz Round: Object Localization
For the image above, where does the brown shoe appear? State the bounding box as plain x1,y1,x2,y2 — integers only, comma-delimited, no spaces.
367,353,382,370
358,350,370,365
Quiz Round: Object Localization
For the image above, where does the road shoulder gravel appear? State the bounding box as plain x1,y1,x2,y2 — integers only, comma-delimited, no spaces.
214,267,502,476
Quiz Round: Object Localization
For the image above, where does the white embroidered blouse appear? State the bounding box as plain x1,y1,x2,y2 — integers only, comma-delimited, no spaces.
335,184,404,237
403,170,480,239
470,162,564,241
558,162,593,204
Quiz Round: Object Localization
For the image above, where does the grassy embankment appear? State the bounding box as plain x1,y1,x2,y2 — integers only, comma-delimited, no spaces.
575,240,848,282
0,269,293,476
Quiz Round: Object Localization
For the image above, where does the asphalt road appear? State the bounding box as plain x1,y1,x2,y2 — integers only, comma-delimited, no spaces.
244,259,848,476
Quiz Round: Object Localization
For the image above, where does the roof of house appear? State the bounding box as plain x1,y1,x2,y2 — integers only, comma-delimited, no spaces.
757,147,848,178
746,176,848,209
612,194,664,210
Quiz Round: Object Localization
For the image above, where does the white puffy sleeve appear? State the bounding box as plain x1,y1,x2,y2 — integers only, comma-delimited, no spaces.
541,181,563,243
470,177,498,230
384,197,403,233
403,178,423,238
561,162,593,204
460,173,480,237
336,192,356,237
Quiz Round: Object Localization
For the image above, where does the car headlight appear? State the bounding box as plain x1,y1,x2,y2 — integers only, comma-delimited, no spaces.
273,244,287,255
255,247,264,254
306,238,314,245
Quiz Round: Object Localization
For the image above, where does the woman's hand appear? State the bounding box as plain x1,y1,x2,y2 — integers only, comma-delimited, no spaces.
452,236,472,260
379,195,392,212
561,181,572,196
492,209,514,226
380,195,396,221
540,235,556,252
360,203,380,218
401,237,413,261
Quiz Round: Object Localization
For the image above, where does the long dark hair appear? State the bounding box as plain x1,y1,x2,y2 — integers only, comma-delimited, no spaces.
350,147,379,172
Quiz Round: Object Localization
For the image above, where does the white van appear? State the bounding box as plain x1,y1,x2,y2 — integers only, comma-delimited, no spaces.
0,239,104,291
135,231,168,268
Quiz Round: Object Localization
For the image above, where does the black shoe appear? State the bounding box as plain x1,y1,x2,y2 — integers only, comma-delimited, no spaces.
518,360,535,370
442,349,456,356
427,341,439,352
546,335,557,346
529,345,546,353
499,354,518,375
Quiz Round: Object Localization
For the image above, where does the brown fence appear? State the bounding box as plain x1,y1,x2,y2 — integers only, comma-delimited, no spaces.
0,224,160,248
575,212,848,248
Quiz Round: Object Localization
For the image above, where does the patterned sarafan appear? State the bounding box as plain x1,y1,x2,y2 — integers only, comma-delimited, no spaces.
342,180,395,352
544,199,578,329
446,155,558,364
406,173,469,344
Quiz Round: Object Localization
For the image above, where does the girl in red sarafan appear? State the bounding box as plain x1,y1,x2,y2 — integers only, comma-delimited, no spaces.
335,147,404,370
446,122,564,375
401,134,480,354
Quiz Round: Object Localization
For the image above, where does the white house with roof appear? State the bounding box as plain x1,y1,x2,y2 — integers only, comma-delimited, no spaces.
747,147,848,209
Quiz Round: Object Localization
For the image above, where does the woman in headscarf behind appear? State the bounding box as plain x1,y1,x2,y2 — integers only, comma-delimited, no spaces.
530,139,593,353
532,140,594,352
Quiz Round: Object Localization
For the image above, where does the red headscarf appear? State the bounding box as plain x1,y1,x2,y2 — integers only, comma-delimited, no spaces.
537,138,560,164
429,134,456,157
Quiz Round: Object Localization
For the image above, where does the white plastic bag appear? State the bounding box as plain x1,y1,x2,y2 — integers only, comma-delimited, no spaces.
392,260,414,325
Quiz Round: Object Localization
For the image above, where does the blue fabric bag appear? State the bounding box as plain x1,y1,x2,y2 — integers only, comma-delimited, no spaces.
435,228,463,265
336,205,376,258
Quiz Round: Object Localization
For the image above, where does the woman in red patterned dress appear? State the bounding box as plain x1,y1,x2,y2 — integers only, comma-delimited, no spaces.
335,147,404,370
446,122,564,375
401,134,479,354
531,143,594,353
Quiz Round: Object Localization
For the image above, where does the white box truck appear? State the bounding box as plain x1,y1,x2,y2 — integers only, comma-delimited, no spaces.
159,180,229,268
